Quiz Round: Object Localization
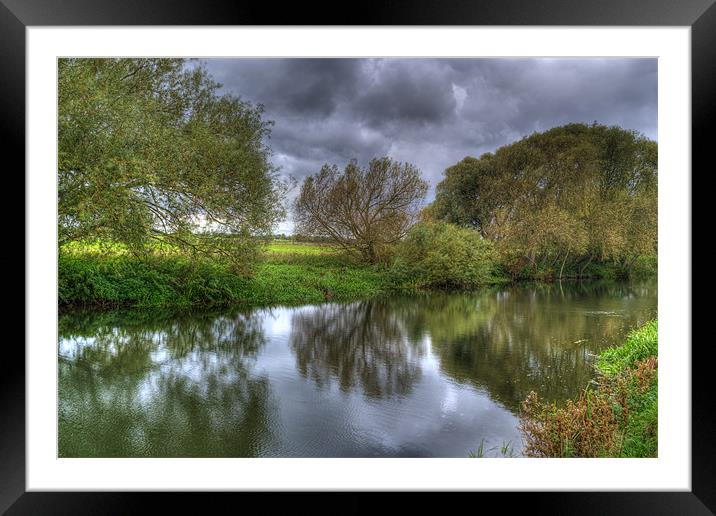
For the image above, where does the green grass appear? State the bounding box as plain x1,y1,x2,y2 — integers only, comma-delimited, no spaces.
597,320,658,376
59,240,395,309
265,241,340,256
600,319,658,457
620,377,658,457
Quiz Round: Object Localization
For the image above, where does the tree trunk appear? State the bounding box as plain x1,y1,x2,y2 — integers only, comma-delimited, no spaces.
579,254,593,277
364,242,377,264
559,251,570,280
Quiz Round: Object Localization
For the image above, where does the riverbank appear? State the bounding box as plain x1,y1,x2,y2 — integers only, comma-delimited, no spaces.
519,319,658,457
59,240,656,310
59,241,395,309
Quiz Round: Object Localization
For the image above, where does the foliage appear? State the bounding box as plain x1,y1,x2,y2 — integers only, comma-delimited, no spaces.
59,58,286,275
294,157,428,264
468,439,486,458
59,240,391,309
519,320,658,457
520,388,621,457
391,221,498,289
59,251,249,308
629,256,658,280
620,377,658,457
597,319,658,376
431,123,657,278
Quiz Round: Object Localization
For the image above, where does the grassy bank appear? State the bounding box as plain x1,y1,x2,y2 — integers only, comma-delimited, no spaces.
59,239,655,310
59,240,396,309
519,320,658,457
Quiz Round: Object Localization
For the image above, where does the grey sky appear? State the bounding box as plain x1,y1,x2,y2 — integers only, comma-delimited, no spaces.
202,58,657,234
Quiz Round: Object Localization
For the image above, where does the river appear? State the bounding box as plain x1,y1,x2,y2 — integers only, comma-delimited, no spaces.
58,280,656,457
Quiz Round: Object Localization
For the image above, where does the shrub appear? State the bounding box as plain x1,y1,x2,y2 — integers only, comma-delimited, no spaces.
391,221,498,289
630,256,658,280
519,388,621,457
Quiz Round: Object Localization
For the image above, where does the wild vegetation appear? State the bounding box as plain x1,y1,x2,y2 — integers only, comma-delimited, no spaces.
519,320,658,457
59,58,286,275
59,240,390,308
429,123,657,280
391,220,499,289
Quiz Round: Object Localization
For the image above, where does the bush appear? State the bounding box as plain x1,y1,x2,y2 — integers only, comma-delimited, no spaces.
519,388,621,457
630,256,658,280
391,221,498,289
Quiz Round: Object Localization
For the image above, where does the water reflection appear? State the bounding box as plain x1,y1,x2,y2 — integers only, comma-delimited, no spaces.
58,280,656,457
289,300,422,398
391,281,656,409
59,309,275,457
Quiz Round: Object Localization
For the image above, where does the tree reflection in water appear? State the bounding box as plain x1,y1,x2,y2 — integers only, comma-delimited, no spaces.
287,282,655,411
58,280,656,457
392,281,657,410
59,308,274,457
289,300,423,399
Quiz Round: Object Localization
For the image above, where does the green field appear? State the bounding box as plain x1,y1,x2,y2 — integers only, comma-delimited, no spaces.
266,241,340,256
59,240,395,309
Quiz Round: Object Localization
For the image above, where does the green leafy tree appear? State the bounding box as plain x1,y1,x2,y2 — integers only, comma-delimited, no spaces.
58,58,286,274
431,123,657,278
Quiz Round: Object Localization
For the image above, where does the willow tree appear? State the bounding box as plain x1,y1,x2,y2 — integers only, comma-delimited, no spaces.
431,123,657,277
58,58,285,274
294,158,428,263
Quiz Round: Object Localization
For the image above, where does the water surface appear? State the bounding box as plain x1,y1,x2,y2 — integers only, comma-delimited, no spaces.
58,280,656,457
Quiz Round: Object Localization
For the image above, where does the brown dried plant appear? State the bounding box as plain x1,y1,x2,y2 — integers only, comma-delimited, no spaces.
519,357,657,458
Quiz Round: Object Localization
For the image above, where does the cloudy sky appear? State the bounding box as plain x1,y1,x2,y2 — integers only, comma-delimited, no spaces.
203,58,657,234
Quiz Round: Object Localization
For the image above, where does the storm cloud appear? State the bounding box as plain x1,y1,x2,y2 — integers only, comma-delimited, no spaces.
203,58,657,233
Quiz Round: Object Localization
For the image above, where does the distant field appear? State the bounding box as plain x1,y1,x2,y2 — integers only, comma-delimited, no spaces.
63,239,339,258
266,241,339,256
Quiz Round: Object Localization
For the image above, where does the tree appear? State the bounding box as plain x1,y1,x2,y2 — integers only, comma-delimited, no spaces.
430,123,657,277
58,58,286,274
293,157,428,263
431,154,503,237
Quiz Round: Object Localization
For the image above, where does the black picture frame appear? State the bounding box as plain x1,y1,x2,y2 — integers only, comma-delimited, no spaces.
3,0,710,513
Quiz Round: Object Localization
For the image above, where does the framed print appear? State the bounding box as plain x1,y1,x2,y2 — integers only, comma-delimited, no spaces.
5,0,711,512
